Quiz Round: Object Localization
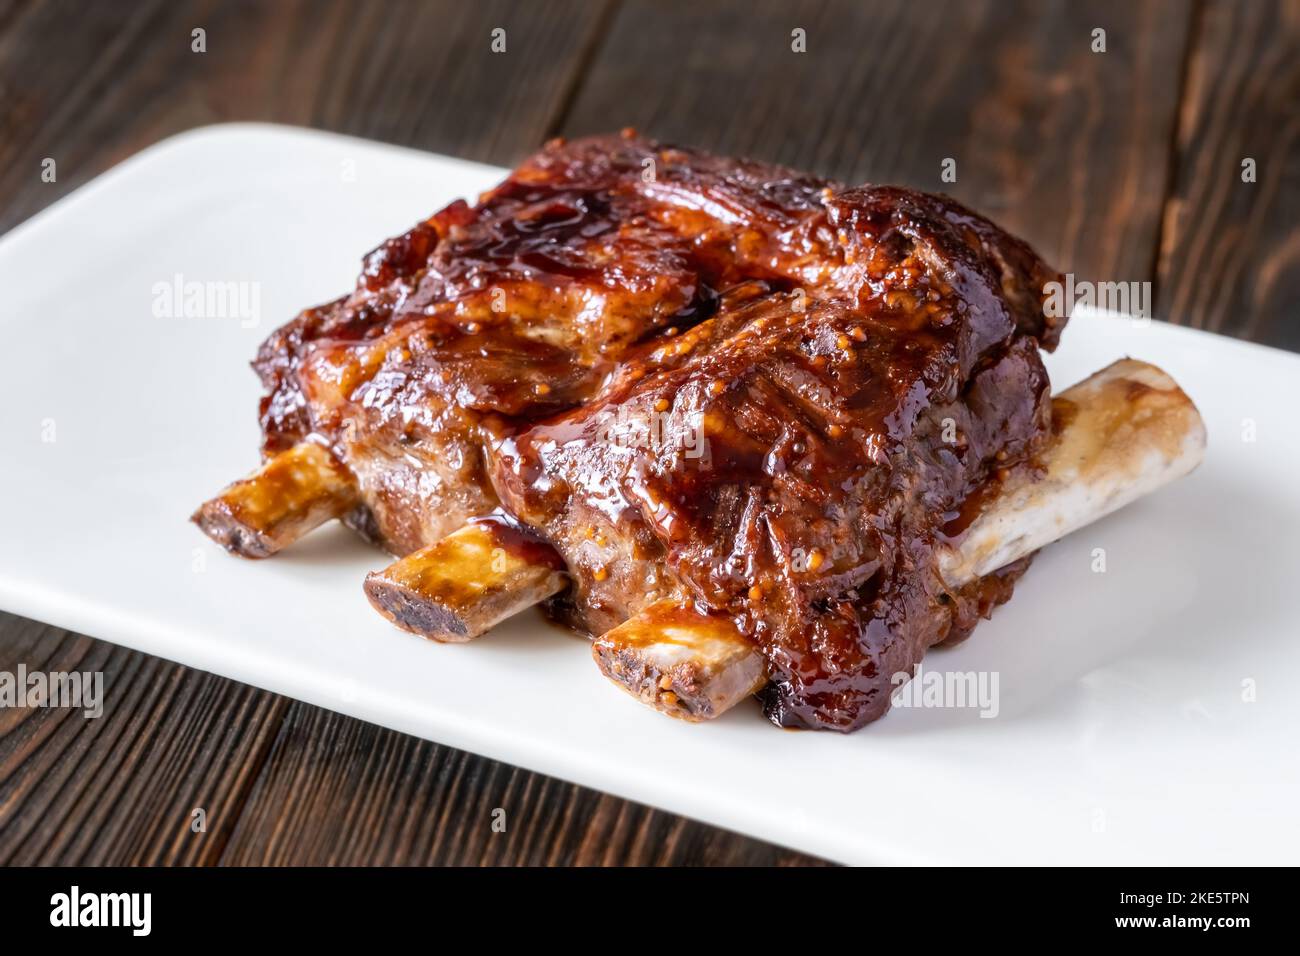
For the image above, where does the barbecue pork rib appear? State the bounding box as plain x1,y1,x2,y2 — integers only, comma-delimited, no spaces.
198,131,1073,732
489,186,1065,731
250,132,853,554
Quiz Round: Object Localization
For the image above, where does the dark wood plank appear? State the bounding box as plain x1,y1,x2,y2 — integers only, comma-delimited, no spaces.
0,610,822,866
0,611,287,865
218,699,823,866
562,0,1194,293
0,0,615,233
1155,0,1300,349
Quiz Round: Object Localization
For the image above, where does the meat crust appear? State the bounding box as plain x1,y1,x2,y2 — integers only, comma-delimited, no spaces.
251,132,1067,730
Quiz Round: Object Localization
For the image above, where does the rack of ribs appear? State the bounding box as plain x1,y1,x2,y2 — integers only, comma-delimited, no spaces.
193,130,1205,732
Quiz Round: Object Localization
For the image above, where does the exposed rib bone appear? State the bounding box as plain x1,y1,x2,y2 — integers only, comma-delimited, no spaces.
935,358,1206,586
363,519,567,642
192,442,357,558
594,358,1206,720
360,359,1204,719
590,603,768,720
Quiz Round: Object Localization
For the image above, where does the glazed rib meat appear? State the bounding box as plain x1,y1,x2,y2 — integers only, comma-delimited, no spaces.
252,132,852,554
214,131,1077,732
491,185,1064,731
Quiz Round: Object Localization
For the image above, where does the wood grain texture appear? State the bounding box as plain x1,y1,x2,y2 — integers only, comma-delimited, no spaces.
1155,0,1300,349
0,611,814,865
0,612,287,865
0,0,613,233
219,699,822,866
562,0,1193,297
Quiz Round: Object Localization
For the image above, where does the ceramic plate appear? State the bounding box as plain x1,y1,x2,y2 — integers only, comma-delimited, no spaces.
2,125,1296,864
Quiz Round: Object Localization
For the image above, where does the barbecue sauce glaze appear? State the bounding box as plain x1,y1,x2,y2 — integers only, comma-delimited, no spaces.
254,132,1067,731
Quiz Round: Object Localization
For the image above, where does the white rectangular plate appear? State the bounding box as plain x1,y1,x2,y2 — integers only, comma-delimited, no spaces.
2,124,1297,865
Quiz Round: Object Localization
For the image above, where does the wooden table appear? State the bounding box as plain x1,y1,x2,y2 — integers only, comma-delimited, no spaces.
0,0,1294,866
